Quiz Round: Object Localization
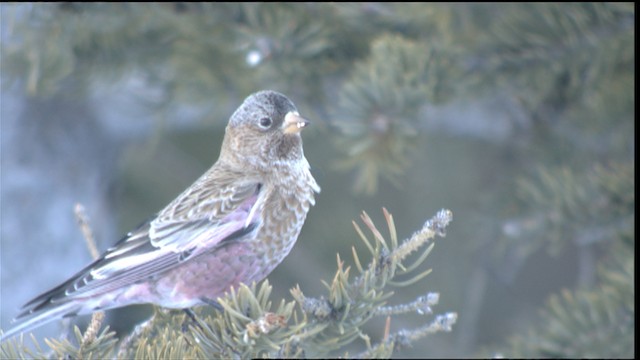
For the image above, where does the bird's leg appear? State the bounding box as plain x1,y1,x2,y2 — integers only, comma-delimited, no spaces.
183,308,199,323
180,297,222,334
182,308,204,333
200,297,224,312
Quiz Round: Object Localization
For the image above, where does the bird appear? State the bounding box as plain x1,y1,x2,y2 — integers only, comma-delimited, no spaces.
1,90,320,341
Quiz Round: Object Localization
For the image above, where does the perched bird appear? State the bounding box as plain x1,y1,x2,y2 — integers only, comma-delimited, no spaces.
1,90,320,341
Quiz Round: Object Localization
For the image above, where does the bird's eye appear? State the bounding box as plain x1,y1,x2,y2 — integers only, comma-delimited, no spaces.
258,117,273,129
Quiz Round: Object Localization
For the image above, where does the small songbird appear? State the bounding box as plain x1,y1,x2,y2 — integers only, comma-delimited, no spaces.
1,90,320,341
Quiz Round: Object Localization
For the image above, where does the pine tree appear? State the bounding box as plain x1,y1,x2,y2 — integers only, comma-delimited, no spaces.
1,3,634,358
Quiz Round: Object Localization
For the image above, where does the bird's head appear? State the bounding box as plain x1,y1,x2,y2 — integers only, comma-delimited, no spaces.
220,90,310,171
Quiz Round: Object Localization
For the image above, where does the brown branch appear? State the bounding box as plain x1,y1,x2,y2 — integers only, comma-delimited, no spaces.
73,203,105,355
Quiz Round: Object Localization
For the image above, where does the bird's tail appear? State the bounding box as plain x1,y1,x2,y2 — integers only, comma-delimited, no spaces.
0,301,82,343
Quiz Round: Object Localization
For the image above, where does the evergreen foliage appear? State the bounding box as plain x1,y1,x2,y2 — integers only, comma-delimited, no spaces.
1,3,634,358
503,232,634,358
1,209,455,358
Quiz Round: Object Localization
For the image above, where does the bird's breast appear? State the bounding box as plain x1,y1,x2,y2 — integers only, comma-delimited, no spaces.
250,162,319,275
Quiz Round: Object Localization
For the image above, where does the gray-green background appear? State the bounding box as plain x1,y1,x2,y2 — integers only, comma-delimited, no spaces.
1,3,634,358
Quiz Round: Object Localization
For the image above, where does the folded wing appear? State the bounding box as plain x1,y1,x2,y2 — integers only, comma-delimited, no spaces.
16,175,263,319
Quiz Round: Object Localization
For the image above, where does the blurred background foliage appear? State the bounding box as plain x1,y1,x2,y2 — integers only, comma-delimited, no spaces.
0,3,634,358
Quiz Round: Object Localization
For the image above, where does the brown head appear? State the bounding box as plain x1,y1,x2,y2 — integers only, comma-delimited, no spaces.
220,90,310,171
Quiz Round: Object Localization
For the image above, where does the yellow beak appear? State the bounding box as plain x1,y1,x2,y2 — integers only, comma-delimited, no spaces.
282,111,310,134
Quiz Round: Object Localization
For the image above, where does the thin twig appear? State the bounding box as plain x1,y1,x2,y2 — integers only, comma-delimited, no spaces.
74,203,99,259
73,203,105,354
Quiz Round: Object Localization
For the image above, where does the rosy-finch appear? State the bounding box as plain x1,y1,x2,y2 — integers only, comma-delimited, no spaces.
1,90,320,340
